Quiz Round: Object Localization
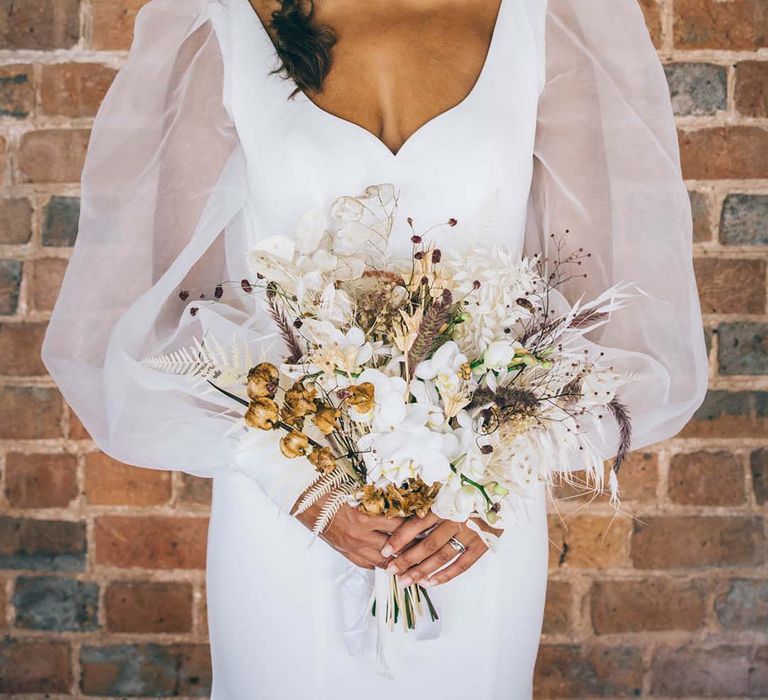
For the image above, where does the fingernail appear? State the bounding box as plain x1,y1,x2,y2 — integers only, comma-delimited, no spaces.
399,576,412,586
381,545,393,557
386,563,397,574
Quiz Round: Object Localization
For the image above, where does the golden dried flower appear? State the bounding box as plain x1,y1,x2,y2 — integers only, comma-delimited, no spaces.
344,382,375,414
313,404,341,435
284,382,317,419
358,484,386,515
307,446,337,474
458,362,473,381
280,430,310,459
244,397,279,431
246,362,279,399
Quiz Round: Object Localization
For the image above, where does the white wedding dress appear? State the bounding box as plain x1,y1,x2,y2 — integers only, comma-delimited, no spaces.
41,0,709,698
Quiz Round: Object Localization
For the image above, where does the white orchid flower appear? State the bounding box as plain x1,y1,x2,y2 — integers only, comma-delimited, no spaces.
432,472,487,522
414,341,468,395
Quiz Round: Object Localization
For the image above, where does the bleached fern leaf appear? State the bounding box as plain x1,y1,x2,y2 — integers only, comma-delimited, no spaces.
294,467,356,516
311,484,356,537
141,333,254,386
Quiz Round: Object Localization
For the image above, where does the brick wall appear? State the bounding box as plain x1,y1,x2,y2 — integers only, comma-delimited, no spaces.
0,0,765,697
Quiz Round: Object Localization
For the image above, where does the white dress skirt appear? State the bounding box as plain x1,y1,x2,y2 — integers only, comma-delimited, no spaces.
39,0,709,697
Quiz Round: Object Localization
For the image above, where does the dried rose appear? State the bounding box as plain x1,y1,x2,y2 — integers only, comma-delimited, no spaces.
244,397,279,431
344,382,375,414
246,362,279,399
284,382,317,418
280,430,310,459
307,446,336,474
313,404,341,435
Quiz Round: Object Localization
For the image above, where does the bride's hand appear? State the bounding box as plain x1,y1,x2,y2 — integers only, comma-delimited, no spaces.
292,493,402,570
381,512,503,586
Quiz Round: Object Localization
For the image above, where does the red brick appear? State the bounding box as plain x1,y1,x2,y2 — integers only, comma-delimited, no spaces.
5,452,78,509
555,452,658,504
28,257,68,313
689,189,713,243
16,129,90,184
669,450,746,506
639,0,662,48
84,452,171,506
632,516,765,569
94,516,208,569
694,258,766,315
735,60,768,118
681,390,768,439
91,0,151,50
105,581,193,633
549,515,632,569
0,386,63,439
0,517,86,571
534,645,643,698
591,579,707,634
0,64,34,119
542,580,572,635
40,63,116,118
651,645,768,697
680,127,768,180
0,639,72,694
69,409,91,440
0,0,80,50
674,0,768,50
0,322,48,375
178,473,212,506
0,136,5,187
0,198,33,244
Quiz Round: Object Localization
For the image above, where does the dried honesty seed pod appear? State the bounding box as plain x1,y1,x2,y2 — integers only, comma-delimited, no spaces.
246,362,279,400
280,430,310,459
307,446,337,474
245,397,279,431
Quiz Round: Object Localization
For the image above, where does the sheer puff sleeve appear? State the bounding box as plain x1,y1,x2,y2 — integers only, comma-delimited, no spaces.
523,0,709,473
41,0,318,508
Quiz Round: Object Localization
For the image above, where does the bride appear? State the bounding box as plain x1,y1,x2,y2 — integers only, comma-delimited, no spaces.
41,0,708,697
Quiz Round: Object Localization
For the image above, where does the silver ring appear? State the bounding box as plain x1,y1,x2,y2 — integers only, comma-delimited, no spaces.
448,536,467,555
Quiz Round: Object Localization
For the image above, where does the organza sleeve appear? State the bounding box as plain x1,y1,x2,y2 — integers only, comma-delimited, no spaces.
40,0,319,509
523,0,709,472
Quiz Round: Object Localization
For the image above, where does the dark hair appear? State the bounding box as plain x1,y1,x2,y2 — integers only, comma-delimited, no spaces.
269,0,337,96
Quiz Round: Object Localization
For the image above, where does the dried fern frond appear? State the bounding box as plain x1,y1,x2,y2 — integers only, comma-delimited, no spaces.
141,334,254,387
312,483,357,536
294,466,356,516
407,291,454,378
608,396,632,474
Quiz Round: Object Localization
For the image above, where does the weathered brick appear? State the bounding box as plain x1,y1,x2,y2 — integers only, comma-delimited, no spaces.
105,581,193,633
689,189,713,243
719,322,768,375
0,517,85,571
674,0,768,50
679,127,768,180
85,452,172,506
651,645,768,697
736,60,768,117
681,390,768,439
0,639,72,694
591,579,707,634
715,579,768,632
694,258,766,315
5,452,78,509
752,448,768,505
178,473,213,506
80,643,211,697
17,129,90,184
94,516,208,569
28,257,67,313
664,62,727,116
534,645,643,698
542,580,572,635
639,0,662,48
13,575,98,631
0,198,33,245
0,259,22,315
91,0,151,51
0,0,80,50
669,450,746,506
0,64,34,119
555,452,658,504
69,408,91,440
0,136,5,187
41,63,116,118
721,193,768,246
42,195,80,247
0,385,63,439
632,516,765,569
549,516,631,569
0,322,48,375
